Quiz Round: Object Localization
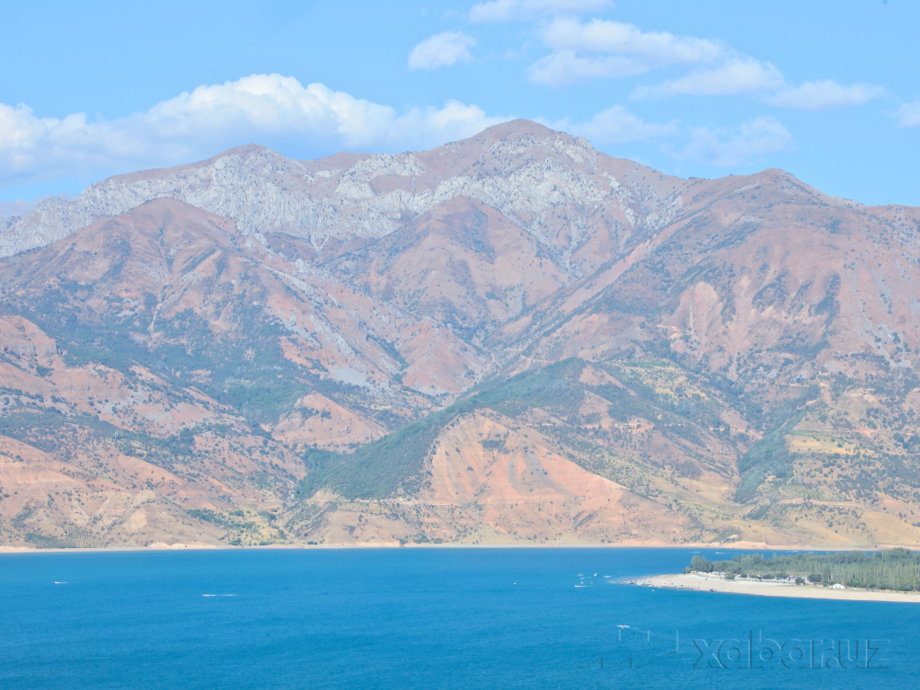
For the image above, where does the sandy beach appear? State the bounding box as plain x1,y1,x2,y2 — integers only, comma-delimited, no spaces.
631,573,920,603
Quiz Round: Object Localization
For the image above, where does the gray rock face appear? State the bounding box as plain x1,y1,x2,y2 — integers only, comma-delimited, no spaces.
0,120,687,270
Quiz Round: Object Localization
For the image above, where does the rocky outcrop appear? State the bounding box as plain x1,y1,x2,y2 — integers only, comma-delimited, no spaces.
0,121,687,277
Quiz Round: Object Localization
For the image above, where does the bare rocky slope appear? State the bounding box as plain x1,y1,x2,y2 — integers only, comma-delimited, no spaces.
2,119,920,549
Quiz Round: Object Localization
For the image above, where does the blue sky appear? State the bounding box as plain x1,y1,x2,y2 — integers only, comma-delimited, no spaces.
1,0,917,206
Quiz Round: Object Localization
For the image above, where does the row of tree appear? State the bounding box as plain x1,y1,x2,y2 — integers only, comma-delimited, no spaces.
686,549,920,591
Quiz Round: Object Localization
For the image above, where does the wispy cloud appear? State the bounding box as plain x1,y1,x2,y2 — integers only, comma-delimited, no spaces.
530,18,722,86
542,18,722,63
527,16,882,116
0,74,510,187
408,32,476,71
895,101,920,128
470,0,613,23
632,58,784,99
670,117,794,167
767,80,885,111
529,50,650,86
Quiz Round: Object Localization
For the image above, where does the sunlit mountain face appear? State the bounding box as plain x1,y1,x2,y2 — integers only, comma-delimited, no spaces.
2,120,919,549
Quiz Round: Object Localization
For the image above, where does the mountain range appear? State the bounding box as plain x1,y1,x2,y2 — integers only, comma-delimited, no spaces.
2,119,919,549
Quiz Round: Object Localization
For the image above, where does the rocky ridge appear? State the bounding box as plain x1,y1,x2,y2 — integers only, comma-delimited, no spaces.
1,122,686,276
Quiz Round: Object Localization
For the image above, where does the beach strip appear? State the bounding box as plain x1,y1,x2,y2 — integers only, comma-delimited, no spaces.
628,573,920,603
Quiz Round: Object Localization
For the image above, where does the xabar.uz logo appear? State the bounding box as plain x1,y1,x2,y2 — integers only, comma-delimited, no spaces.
578,626,890,671
693,631,890,670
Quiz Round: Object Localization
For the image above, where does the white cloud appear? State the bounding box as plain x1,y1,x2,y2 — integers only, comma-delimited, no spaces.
557,105,678,145
671,117,794,167
896,101,920,128
408,32,476,71
0,74,510,187
529,18,726,87
768,80,885,110
529,50,650,86
632,58,784,99
470,0,613,23
524,15,879,119
543,18,723,63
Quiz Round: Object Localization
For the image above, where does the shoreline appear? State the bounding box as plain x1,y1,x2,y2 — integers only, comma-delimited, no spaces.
2,541,919,555
630,573,920,603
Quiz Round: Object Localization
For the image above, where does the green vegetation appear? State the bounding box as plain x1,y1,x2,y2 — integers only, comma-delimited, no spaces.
296,357,735,500
15,286,332,427
296,410,449,499
186,508,285,545
0,407,235,474
688,549,920,591
24,526,101,549
735,386,818,502
187,509,236,529
296,360,589,499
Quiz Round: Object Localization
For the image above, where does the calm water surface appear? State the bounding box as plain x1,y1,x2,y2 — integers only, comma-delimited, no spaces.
1,547,916,689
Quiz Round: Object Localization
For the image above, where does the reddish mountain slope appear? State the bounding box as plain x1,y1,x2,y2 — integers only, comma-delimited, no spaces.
2,122,920,549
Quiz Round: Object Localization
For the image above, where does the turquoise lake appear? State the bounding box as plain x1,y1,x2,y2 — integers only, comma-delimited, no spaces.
1,547,916,688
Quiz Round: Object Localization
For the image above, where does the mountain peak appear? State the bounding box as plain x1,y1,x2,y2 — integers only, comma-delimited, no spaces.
466,118,564,142
438,118,592,157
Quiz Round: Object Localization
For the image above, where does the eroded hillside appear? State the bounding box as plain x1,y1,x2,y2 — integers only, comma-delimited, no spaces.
2,120,919,549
